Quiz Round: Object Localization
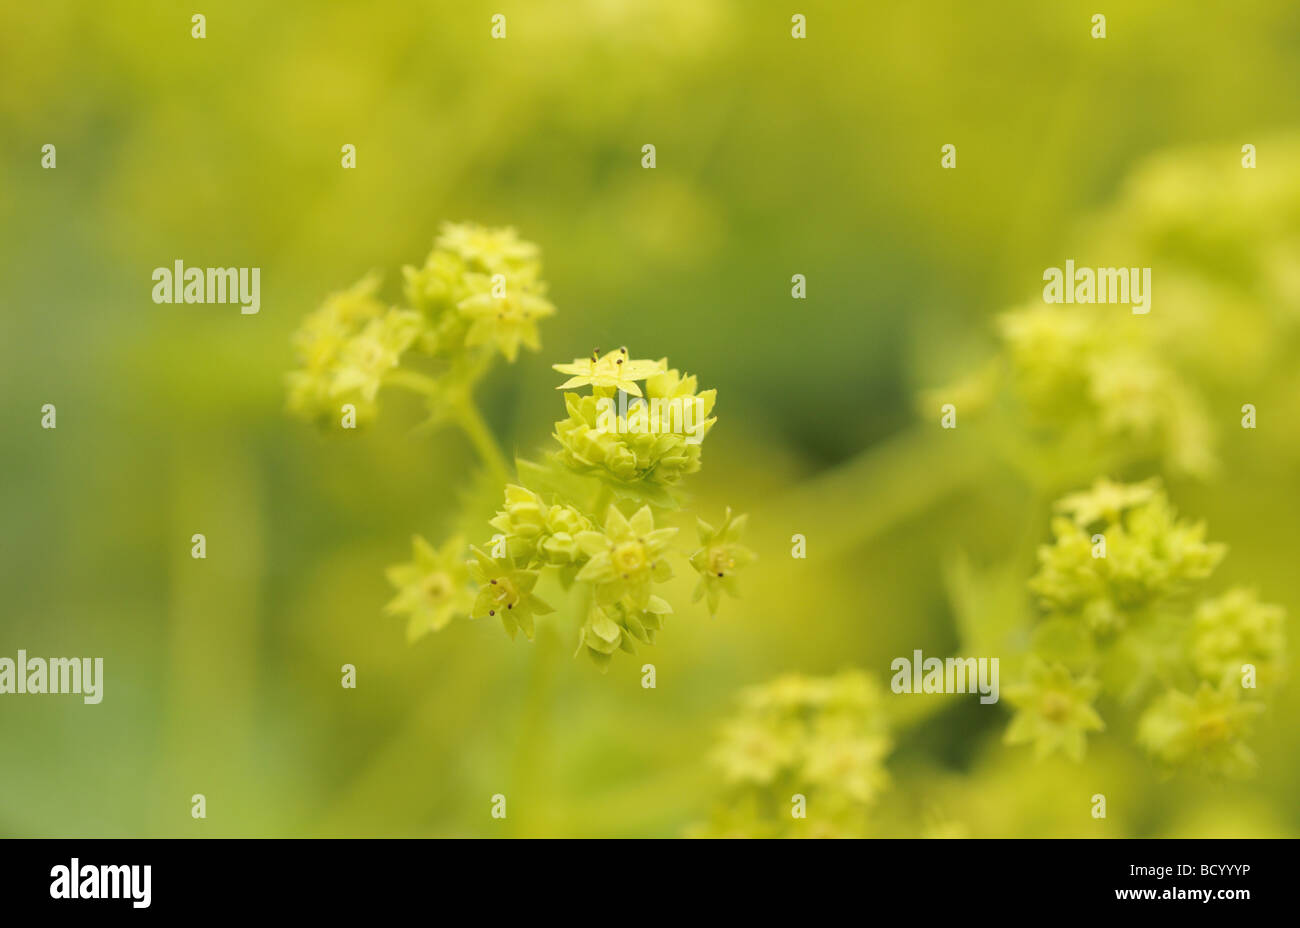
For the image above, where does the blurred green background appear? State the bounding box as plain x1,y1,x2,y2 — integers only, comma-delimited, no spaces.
2,0,1298,837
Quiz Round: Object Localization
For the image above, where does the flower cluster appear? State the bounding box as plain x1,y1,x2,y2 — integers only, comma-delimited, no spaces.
378,336,750,666
926,141,1300,484
1029,478,1225,633
293,227,752,669
1004,478,1284,775
287,222,553,427
693,672,893,838
1003,658,1104,763
928,302,1216,482
1137,681,1264,778
551,351,718,501
487,347,750,669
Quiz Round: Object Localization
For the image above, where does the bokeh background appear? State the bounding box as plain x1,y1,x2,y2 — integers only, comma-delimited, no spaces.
2,0,1298,837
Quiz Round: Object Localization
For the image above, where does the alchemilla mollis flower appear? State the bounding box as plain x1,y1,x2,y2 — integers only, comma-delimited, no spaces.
574,504,677,608
458,283,555,363
1006,478,1283,775
689,507,756,615
442,340,743,668
384,535,475,641
1003,659,1105,762
1191,588,1286,685
291,231,751,671
553,346,665,397
1030,478,1225,633
466,546,554,641
330,308,424,402
487,484,594,565
694,672,892,838
288,222,552,431
551,358,717,497
1137,681,1264,777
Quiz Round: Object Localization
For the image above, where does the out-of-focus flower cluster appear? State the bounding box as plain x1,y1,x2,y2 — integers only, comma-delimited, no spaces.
926,139,1300,483
1030,478,1224,634
1004,478,1285,776
693,672,892,838
287,222,553,427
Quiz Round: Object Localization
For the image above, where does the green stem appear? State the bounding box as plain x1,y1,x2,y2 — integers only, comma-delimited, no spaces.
455,401,510,483
384,369,442,395
589,484,614,522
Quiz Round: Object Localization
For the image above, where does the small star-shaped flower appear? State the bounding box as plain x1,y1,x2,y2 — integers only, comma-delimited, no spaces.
385,534,475,641
552,347,665,397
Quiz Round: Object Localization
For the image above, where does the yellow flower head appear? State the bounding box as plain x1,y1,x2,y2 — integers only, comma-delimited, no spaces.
384,535,474,641
553,347,666,397
1003,659,1105,762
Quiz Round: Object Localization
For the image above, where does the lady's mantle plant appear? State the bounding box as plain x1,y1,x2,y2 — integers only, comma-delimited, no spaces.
1005,478,1285,776
288,223,753,667
693,672,893,838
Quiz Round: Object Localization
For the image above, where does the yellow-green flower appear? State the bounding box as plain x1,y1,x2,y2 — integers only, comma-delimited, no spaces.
550,361,716,492
574,504,677,608
1137,681,1263,776
1003,659,1105,762
1030,479,1225,632
466,547,553,640
287,273,387,421
330,308,424,402
689,507,756,615
458,284,554,362
1054,477,1161,527
434,222,541,278
713,716,802,786
802,716,892,805
487,483,593,565
553,347,665,397
1192,588,1286,684
741,673,839,715
697,671,892,838
575,596,672,669
384,535,474,641
401,250,476,354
